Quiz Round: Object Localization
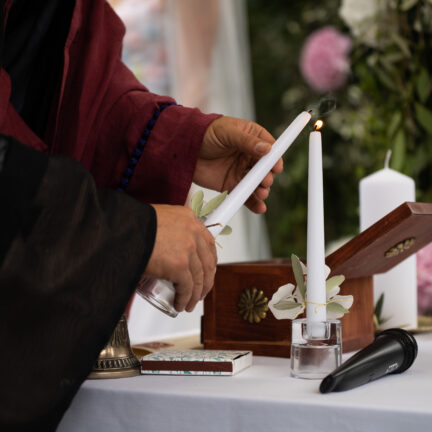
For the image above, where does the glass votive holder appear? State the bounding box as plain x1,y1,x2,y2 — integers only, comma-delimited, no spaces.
136,278,178,318
290,318,342,379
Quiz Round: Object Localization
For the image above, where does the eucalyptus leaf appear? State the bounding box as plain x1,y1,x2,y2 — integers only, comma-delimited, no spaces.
374,292,385,322
387,111,401,138
273,300,301,310
291,254,305,300
373,314,379,330
400,0,418,11
391,129,406,172
191,190,204,217
390,32,411,57
383,52,406,64
416,68,430,104
375,67,398,91
199,191,228,217
415,103,432,135
327,302,349,315
219,225,232,236
326,275,345,294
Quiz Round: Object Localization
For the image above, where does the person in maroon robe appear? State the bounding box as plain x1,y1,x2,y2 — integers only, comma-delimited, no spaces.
0,0,281,430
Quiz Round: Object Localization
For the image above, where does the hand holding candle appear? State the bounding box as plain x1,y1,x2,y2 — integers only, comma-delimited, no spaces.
138,111,312,317
205,111,312,236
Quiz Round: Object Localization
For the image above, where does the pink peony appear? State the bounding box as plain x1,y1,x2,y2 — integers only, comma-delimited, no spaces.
300,27,351,93
417,242,432,315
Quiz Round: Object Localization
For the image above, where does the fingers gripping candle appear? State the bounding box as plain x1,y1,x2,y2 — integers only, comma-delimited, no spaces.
205,111,312,235
306,120,327,331
137,111,312,317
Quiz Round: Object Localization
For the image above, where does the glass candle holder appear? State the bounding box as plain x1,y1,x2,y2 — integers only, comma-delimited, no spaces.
136,278,178,318
290,318,342,379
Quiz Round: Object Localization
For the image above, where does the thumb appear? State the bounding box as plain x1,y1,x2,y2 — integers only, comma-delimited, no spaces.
224,122,272,157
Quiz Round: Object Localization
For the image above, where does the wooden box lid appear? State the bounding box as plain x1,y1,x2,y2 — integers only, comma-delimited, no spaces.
326,202,432,278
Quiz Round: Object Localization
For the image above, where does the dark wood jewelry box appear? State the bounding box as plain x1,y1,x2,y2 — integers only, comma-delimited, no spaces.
202,202,432,356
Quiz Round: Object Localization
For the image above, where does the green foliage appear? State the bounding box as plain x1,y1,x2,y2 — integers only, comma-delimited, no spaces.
190,190,232,236
291,254,305,300
248,0,432,256
199,191,228,217
326,275,346,294
327,302,350,315
374,292,391,330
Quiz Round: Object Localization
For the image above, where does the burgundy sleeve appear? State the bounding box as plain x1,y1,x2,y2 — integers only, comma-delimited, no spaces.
87,62,220,205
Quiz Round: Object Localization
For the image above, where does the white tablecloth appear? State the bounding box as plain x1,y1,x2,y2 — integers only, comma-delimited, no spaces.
58,333,432,432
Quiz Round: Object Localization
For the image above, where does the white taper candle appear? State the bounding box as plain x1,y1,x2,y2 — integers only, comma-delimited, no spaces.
205,111,312,236
306,128,327,325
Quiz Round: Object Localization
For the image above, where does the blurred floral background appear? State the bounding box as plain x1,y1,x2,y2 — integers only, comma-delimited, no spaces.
247,0,432,313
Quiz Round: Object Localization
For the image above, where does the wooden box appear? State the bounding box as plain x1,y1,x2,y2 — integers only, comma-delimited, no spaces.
203,202,432,356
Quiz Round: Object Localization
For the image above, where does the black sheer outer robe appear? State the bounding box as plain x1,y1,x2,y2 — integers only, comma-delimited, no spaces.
0,0,161,428
0,138,157,430
0,0,220,429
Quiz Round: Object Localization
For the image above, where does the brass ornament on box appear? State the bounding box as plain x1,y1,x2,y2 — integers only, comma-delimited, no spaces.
238,287,269,324
385,237,416,258
88,314,140,379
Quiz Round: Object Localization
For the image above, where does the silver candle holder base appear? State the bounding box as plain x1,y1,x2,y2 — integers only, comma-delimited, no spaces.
290,319,342,379
136,277,178,318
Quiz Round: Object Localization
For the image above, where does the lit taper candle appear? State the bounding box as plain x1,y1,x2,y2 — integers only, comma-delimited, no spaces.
306,120,327,325
205,111,312,235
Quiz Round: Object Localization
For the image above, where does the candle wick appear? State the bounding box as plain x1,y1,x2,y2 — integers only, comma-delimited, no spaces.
384,150,392,169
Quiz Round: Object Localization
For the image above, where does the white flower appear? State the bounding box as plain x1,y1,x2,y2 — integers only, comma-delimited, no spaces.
268,283,305,320
339,0,388,46
268,255,354,320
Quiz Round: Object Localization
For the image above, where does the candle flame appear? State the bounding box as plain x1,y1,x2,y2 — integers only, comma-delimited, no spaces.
314,119,324,131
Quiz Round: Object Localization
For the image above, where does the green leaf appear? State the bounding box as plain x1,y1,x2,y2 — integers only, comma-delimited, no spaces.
373,314,380,330
415,103,432,135
390,32,411,57
391,129,406,172
273,300,301,310
199,191,228,217
327,302,349,315
326,275,345,295
219,225,232,236
375,67,398,91
291,254,305,300
416,68,430,104
400,0,418,11
387,111,401,138
374,292,385,322
191,190,204,217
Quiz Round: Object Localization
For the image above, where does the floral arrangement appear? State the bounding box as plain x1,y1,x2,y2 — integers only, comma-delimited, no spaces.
268,254,353,320
248,0,432,316
417,242,432,315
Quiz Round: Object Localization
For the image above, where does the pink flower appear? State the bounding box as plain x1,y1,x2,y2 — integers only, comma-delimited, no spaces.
417,242,432,315
300,27,351,93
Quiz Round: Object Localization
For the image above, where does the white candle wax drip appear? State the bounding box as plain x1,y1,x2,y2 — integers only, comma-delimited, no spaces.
205,111,312,236
306,129,327,327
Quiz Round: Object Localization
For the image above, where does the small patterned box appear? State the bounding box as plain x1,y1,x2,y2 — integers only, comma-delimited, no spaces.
140,349,252,376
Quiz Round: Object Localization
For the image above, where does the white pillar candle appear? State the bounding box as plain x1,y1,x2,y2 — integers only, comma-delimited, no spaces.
306,126,327,325
205,111,312,236
360,151,417,330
